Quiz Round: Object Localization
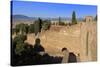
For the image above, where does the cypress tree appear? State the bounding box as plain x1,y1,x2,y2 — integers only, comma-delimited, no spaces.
72,11,77,24
34,18,42,36
94,15,97,21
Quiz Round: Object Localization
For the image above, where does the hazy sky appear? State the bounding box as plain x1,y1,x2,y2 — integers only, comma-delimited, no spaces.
11,1,97,18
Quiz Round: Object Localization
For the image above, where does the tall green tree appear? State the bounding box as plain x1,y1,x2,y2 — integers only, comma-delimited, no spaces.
59,17,61,25
34,18,42,36
19,23,27,34
72,11,77,24
15,24,20,34
24,24,29,34
38,18,42,32
58,17,65,26
15,23,29,34
28,24,34,33
94,15,97,21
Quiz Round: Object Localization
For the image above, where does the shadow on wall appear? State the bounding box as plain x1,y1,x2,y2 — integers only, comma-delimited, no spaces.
61,47,77,63
11,38,63,66
33,38,45,52
68,52,77,63
11,36,78,66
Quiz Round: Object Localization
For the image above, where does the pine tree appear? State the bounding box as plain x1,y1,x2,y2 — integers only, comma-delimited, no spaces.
34,18,43,37
94,15,97,21
59,17,61,25
72,11,77,24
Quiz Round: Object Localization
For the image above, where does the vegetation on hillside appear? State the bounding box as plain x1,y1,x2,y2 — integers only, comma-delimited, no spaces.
12,18,51,35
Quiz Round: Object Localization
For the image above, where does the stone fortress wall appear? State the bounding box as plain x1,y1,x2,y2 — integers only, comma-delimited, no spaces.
13,16,97,62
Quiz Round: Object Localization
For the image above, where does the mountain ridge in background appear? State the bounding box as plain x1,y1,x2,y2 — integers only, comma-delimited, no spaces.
12,14,84,23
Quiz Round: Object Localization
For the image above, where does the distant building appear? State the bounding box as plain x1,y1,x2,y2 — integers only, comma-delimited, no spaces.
51,20,70,25
85,16,93,22
51,20,59,25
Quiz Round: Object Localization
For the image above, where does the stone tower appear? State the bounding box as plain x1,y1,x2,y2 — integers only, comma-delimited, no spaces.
80,16,96,61
85,16,93,22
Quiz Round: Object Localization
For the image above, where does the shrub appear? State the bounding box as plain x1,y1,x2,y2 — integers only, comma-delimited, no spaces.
42,20,51,30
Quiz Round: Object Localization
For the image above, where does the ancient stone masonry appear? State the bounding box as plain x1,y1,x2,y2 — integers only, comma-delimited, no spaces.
12,15,96,63
85,16,93,22
62,48,69,63
80,16,97,61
